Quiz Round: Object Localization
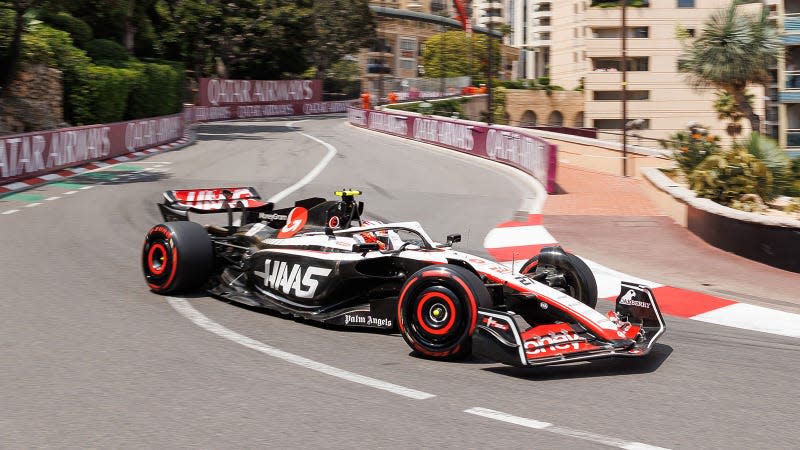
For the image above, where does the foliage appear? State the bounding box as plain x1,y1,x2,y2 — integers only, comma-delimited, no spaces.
660,123,721,175
421,31,500,78
735,133,793,197
85,38,128,62
40,11,92,47
388,98,465,118
689,148,773,209
20,23,90,122
308,0,375,74
71,64,139,124
789,157,800,197
125,60,182,118
713,90,752,136
678,2,779,132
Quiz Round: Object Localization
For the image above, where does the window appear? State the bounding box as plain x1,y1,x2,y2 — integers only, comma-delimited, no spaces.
399,38,416,52
399,59,415,70
594,119,650,129
686,28,696,38
592,27,648,39
593,91,650,101
592,57,649,71
678,0,695,7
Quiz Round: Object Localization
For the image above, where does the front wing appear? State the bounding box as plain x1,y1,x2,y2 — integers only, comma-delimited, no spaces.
472,283,666,367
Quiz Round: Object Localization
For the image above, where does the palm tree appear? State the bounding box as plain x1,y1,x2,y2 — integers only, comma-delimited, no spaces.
679,2,779,134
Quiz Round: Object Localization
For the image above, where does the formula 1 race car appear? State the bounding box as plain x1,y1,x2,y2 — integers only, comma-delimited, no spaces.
142,188,666,367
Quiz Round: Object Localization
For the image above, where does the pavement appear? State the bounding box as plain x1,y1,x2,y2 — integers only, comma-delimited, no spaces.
485,163,800,338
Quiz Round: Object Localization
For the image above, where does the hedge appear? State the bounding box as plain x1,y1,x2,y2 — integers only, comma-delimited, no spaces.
71,65,140,124
41,12,93,48
85,39,129,63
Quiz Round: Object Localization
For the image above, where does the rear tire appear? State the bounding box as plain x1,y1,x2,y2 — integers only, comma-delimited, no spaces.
397,264,491,360
142,221,213,294
520,247,598,309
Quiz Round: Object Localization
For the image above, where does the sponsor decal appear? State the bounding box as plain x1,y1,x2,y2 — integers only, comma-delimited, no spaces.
192,106,233,122
524,333,582,356
481,316,510,331
260,213,289,221
254,259,331,298
412,118,474,151
618,289,651,309
277,207,308,238
151,225,172,239
303,101,350,114
0,127,112,179
328,216,340,228
344,314,393,328
176,188,256,210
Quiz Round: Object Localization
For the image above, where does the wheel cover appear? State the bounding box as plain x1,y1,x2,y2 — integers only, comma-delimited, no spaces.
416,291,457,336
147,243,168,275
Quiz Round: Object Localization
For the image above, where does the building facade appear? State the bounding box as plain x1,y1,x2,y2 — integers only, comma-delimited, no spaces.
779,0,800,153
545,0,768,144
504,1,552,80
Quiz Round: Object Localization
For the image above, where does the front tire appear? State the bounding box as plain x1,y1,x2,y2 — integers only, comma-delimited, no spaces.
142,221,213,294
520,246,598,309
397,264,491,360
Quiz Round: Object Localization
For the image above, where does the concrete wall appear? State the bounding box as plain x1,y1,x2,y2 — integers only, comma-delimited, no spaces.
505,89,585,127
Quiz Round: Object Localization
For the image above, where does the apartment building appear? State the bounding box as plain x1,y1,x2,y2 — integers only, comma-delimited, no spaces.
546,0,767,143
505,1,552,80
779,0,800,153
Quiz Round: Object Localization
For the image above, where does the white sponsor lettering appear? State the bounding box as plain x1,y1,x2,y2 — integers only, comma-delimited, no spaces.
524,333,582,356
237,104,295,118
348,108,367,126
182,188,254,210
618,289,651,309
412,118,474,151
369,112,408,135
485,129,548,182
254,259,331,298
344,314,393,327
207,79,315,106
125,117,182,151
303,101,350,115
193,106,233,122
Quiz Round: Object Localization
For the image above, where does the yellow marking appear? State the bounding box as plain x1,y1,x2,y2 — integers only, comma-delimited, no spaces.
335,190,362,197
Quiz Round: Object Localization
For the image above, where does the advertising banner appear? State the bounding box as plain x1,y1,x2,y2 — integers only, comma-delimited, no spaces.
347,107,558,193
0,113,185,185
197,78,323,106
188,100,354,123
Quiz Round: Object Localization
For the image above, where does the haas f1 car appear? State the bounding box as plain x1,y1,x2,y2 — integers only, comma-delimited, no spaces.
142,188,665,367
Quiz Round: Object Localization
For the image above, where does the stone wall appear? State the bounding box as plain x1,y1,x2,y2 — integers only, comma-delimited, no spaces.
0,63,65,135
505,89,585,128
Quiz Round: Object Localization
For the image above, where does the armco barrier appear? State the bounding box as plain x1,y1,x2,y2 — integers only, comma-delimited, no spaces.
0,113,185,185
347,107,557,193
1,99,356,186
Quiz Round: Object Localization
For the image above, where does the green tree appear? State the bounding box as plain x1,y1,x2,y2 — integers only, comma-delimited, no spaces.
679,2,779,134
421,31,499,78
308,0,375,76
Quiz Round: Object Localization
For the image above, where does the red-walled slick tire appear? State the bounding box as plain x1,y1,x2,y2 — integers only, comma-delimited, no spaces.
397,264,492,360
142,221,213,294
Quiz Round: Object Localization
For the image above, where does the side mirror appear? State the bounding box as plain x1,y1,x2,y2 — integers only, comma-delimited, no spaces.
353,243,380,254
446,234,462,246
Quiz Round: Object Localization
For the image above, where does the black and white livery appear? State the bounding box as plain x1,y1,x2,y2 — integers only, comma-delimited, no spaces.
142,188,666,366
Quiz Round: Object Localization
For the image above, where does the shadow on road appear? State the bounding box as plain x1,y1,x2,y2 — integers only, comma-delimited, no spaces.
481,342,673,379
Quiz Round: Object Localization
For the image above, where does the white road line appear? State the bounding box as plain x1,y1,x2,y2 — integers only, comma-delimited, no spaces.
45,196,61,201
691,303,800,338
24,203,41,208
464,407,669,450
63,191,78,195
168,297,434,400
266,121,337,203
79,186,94,190
2,209,20,215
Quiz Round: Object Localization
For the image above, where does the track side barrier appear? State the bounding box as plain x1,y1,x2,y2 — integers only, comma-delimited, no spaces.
347,107,557,193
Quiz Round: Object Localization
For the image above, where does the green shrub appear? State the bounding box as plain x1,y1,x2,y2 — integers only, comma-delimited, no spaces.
71,65,139,124
689,148,773,209
41,12,93,48
661,124,721,176
736,133,793,197
85,39,128,63
124,61,182,118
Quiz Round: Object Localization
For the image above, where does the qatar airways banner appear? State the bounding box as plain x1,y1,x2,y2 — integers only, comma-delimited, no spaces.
0,113,184,184
197,78,322,107
347,107,558,193
188,100,353,123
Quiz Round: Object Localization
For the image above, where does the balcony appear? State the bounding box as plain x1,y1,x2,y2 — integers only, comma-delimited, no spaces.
786,15,800,32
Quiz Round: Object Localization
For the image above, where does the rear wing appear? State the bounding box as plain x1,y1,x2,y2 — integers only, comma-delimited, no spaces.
158,187,273,224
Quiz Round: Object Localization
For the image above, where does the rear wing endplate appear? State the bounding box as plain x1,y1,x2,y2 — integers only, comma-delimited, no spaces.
158,187,273,224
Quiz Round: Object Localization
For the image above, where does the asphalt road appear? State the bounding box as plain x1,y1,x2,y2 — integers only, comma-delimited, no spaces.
1,117,798,448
